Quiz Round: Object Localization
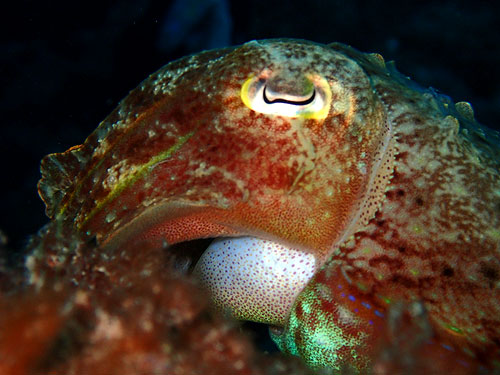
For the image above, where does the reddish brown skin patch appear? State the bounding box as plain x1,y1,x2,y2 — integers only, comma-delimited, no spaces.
2,227,313,375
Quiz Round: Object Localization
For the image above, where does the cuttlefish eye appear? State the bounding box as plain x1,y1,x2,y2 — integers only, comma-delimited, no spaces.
241,71,332,119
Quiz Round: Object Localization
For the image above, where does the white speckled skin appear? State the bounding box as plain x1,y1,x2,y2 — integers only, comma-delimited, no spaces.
194,237,316,325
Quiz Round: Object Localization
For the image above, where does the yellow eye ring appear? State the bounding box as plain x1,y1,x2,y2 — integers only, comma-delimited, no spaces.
240,73,332,120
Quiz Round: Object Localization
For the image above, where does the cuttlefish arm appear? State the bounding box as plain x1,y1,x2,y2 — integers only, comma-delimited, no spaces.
32,39,500,372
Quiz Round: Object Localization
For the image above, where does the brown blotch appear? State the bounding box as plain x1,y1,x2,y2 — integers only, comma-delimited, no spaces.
413,117,424,125
396,189,405,197
389,273,416,288
397,246,406,254
390,170,402,183
415,197,424,206
492,337,500,347
395,151,408,161
442,266,454,277
86,236,98,248
480,263,499,286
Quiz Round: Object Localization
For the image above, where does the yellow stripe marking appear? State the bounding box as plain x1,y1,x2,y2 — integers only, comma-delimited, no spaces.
79,131,195,228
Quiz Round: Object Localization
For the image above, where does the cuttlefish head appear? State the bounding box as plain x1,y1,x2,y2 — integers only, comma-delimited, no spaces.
38,39,393,327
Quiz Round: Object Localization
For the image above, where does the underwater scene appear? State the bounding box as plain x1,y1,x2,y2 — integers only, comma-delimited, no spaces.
1,1,500,374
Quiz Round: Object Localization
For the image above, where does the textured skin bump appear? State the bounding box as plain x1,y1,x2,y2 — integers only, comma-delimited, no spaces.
194,237,316,326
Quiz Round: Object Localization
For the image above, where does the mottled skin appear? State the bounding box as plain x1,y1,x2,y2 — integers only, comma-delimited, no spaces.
31,39,500,372
271,44,500,372
37,40,390,260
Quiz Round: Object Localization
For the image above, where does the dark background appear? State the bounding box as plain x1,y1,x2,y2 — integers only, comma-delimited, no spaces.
1,0,499,258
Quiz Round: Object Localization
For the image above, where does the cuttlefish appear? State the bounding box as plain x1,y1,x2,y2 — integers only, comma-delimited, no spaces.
30,39,500,372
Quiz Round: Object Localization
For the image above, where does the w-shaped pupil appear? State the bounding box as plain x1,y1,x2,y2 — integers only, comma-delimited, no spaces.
263,86,316,105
